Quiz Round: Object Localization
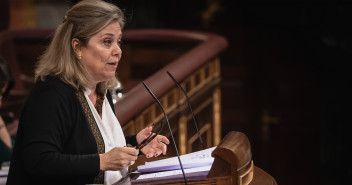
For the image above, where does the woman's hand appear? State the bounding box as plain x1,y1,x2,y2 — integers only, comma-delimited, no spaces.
99,147,139,171
136,126,170,158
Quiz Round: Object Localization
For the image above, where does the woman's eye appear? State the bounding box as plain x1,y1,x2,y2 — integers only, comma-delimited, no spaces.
118,40,123,46
104,40,112,46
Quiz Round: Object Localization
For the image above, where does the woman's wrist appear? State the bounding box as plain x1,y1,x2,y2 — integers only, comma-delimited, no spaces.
99,154,107,171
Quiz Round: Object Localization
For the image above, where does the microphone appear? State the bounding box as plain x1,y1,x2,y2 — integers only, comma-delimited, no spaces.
166,71,205,150
142,81,188,185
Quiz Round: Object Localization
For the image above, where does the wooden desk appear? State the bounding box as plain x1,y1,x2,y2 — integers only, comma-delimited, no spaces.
130,131,277,185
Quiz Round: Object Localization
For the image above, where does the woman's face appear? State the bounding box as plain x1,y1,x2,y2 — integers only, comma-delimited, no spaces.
80,22,122,84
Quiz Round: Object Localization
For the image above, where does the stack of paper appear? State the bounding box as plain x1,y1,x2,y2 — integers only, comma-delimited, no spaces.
132,146,216,183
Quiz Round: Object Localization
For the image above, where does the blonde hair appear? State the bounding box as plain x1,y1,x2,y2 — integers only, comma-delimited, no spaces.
35,0,125,93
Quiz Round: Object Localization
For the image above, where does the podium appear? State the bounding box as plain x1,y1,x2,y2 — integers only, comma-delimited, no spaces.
131,131,277,185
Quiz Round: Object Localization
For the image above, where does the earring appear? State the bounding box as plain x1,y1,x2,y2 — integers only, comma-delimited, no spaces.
78,53,82,60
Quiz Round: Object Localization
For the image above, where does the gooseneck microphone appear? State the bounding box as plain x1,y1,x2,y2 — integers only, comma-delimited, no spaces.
142,81,188,185
166,71,205,150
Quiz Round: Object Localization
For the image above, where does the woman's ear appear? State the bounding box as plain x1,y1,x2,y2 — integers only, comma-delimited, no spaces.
71,38,81,56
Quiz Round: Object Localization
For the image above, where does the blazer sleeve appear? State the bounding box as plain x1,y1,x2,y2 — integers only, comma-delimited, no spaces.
19,87,100,178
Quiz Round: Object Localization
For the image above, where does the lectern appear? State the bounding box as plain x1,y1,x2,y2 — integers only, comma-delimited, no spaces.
131,131,277,185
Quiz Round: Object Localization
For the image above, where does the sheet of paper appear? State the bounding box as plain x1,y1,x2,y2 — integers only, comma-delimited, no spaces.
132,165,212,184
0,170,8,177
137,146,216,173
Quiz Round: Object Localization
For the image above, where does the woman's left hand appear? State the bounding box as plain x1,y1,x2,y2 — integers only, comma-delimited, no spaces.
136,126,170,158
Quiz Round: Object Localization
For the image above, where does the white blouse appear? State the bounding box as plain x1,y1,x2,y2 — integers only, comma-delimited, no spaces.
84,89,128,185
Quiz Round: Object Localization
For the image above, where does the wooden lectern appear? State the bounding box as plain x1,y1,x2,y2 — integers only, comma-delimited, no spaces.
132,131,277,185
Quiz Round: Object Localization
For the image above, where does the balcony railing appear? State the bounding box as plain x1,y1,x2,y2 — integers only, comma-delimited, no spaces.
2,28,227,155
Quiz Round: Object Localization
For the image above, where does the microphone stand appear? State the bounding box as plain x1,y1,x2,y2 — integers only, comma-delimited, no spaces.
142,81,188,185
166,71,205,150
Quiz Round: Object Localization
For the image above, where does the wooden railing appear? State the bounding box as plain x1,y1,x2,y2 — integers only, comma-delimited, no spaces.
115,29,228,154
2,29,228,154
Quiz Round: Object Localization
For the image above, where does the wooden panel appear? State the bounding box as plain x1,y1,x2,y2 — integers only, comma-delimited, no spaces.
120,58,223,154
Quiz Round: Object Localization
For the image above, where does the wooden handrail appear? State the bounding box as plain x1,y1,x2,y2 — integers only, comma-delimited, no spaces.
8,28,228,126
11,29,54,40
115,29,228,125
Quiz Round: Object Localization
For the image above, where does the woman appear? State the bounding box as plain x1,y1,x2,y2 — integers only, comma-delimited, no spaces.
6,0,169,184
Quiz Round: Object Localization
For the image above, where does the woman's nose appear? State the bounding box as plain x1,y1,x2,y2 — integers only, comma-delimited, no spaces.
112,43,122,57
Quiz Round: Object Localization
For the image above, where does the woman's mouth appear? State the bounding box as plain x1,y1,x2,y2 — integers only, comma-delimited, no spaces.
107,62,118,67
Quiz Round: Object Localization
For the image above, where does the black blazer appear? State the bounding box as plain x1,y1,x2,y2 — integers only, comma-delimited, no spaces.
6,76,137,185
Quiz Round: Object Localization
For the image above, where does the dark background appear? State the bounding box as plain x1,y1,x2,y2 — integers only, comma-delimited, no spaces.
77,0,352,184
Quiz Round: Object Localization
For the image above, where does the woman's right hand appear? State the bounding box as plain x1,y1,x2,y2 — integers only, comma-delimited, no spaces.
99,147,139,171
